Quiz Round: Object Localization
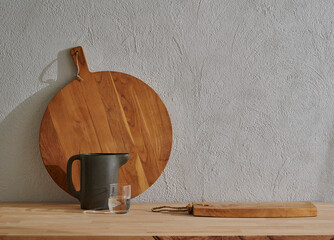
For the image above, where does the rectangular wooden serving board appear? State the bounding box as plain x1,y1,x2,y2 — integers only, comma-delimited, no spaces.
192,201,317,217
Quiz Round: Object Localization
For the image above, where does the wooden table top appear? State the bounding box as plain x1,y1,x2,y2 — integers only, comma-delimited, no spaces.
0,202,334,240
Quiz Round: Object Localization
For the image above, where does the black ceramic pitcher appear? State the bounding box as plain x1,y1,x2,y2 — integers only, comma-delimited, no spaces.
66,153,129,210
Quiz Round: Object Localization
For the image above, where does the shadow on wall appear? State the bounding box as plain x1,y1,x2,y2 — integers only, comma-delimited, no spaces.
0,48,78,202
318,132,334,202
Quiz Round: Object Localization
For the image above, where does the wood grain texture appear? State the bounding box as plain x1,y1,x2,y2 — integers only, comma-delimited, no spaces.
192,201,317,218
39,46,172,198
0,237,333,240
156,237,334,240
0,203,333,240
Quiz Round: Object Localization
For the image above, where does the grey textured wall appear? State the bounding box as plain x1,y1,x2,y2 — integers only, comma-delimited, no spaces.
1,0,334,203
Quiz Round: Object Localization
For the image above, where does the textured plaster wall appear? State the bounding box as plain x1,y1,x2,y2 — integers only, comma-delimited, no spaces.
1,0,334,203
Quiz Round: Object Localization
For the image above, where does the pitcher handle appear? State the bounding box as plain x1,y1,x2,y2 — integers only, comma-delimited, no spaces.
67,155,82,199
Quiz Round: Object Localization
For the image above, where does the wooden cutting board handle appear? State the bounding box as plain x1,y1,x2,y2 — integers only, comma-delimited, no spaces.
70,46,90,77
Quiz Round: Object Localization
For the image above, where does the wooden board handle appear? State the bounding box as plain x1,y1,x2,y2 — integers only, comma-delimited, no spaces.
70,46,90,76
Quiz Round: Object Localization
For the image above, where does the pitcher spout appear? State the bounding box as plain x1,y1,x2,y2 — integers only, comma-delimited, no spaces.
118,153,129,167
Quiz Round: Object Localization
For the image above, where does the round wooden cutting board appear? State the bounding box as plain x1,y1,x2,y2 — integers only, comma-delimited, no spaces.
39,46,172,198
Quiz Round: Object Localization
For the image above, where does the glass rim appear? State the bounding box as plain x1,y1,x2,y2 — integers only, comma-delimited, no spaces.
110,183,131,187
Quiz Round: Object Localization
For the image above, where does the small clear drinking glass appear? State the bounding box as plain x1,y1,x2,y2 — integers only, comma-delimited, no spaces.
108,183,131,214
